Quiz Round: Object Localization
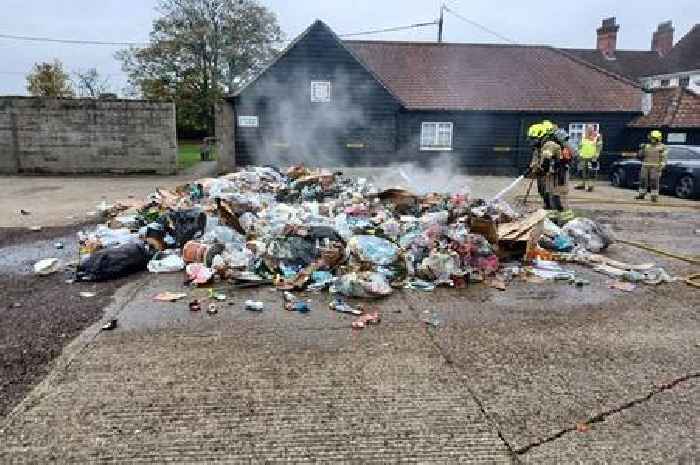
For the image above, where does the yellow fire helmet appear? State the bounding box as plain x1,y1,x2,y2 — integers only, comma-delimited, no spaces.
541,120,557,135
649,130,663,142
527,123,545,139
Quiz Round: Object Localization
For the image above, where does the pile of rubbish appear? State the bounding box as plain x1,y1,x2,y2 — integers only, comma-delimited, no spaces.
51,166,674,323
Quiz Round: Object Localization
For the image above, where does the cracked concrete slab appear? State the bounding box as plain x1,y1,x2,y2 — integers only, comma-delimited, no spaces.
421,284,699,453
519,377,699,464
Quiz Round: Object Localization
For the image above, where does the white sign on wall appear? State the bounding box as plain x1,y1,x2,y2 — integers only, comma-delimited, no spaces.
667,133,687,143
238,116,259,127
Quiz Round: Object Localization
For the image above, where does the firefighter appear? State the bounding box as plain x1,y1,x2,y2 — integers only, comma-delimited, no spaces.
527,122,554,210
552,128,575,223
635,130,667,203
575,125,603,192
527,121,574,223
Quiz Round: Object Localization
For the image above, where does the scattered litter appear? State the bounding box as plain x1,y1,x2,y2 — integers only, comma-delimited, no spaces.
562,218,614,253
421,311,441,327
486,275,507,291
34,258,60,276
185,263,214,285
208,289,227,301
102,319,118,331
331,272,393,299
528,259,576,281
351,311,380,329
609,281,636,292
80,291,96,298
77,243,149,282
153,292,188,302
283,291,311,313
329,298,363,315
147,254,185,273
404,278,436,292
245,300,264,312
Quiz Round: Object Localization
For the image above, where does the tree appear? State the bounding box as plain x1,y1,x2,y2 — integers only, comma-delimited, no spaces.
26,60,74,97
74,68,111,98
117,0,283,136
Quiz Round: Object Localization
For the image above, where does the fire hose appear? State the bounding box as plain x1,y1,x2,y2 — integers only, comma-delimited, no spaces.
515,195,700,210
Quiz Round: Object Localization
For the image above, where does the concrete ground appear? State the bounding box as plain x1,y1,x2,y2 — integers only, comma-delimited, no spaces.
0,161,218,228
0,172,698,463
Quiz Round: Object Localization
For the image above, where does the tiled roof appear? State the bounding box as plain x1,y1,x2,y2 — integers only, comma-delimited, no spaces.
661,24,700,74
629,87,700,128
564,24,700,79
561,49,665,81
345,40,642,112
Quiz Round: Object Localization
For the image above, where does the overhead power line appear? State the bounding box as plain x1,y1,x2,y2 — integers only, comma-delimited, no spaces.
443,6,517,44
339,21,438,38
0,33,147,47
0,21,438,48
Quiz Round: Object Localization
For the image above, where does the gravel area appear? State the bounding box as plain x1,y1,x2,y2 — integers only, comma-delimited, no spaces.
0,225,137,419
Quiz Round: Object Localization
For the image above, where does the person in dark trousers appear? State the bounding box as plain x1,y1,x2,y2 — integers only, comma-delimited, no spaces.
527,121,574,224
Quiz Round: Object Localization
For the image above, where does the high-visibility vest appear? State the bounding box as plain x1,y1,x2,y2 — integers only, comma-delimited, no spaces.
579,136,598,160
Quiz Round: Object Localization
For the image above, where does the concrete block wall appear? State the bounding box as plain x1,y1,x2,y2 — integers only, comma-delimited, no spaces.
0,97,177,175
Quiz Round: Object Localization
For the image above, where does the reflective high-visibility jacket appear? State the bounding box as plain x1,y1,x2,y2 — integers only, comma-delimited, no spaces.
579,135,602,160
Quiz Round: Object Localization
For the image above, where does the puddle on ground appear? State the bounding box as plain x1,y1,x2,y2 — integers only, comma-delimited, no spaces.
1,233,79,275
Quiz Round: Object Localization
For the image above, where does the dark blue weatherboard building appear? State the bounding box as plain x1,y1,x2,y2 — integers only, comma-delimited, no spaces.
220,20,645,173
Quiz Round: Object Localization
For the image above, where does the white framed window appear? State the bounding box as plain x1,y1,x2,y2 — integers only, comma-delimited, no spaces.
667,133,687,143
420,122,453,150
310,81,331,102
237,115,259,128
568,122,599,147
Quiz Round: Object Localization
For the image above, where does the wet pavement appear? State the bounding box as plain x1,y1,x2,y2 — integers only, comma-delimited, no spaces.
0,203,698,463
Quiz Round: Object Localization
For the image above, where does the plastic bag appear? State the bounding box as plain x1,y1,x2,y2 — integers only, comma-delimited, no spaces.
419,251,459,282
147,254,185,273
84,225,139,248
186,263,214,285
34,258,60,276
78,243,150,281
331,272,393,298
348,235,399,266
159,209,207,247
201,225,244,246
562,218,614,253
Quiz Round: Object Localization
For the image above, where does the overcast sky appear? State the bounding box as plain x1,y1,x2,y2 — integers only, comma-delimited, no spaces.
1,0,698,95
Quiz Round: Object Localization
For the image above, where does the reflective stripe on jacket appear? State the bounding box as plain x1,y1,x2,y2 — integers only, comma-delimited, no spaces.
639,143,667,167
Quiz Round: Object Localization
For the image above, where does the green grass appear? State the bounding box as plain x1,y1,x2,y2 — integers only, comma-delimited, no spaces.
177,143,217,171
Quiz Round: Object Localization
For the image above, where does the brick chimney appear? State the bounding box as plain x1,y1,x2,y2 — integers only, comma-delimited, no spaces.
597,17,620,59
651,21,674,56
